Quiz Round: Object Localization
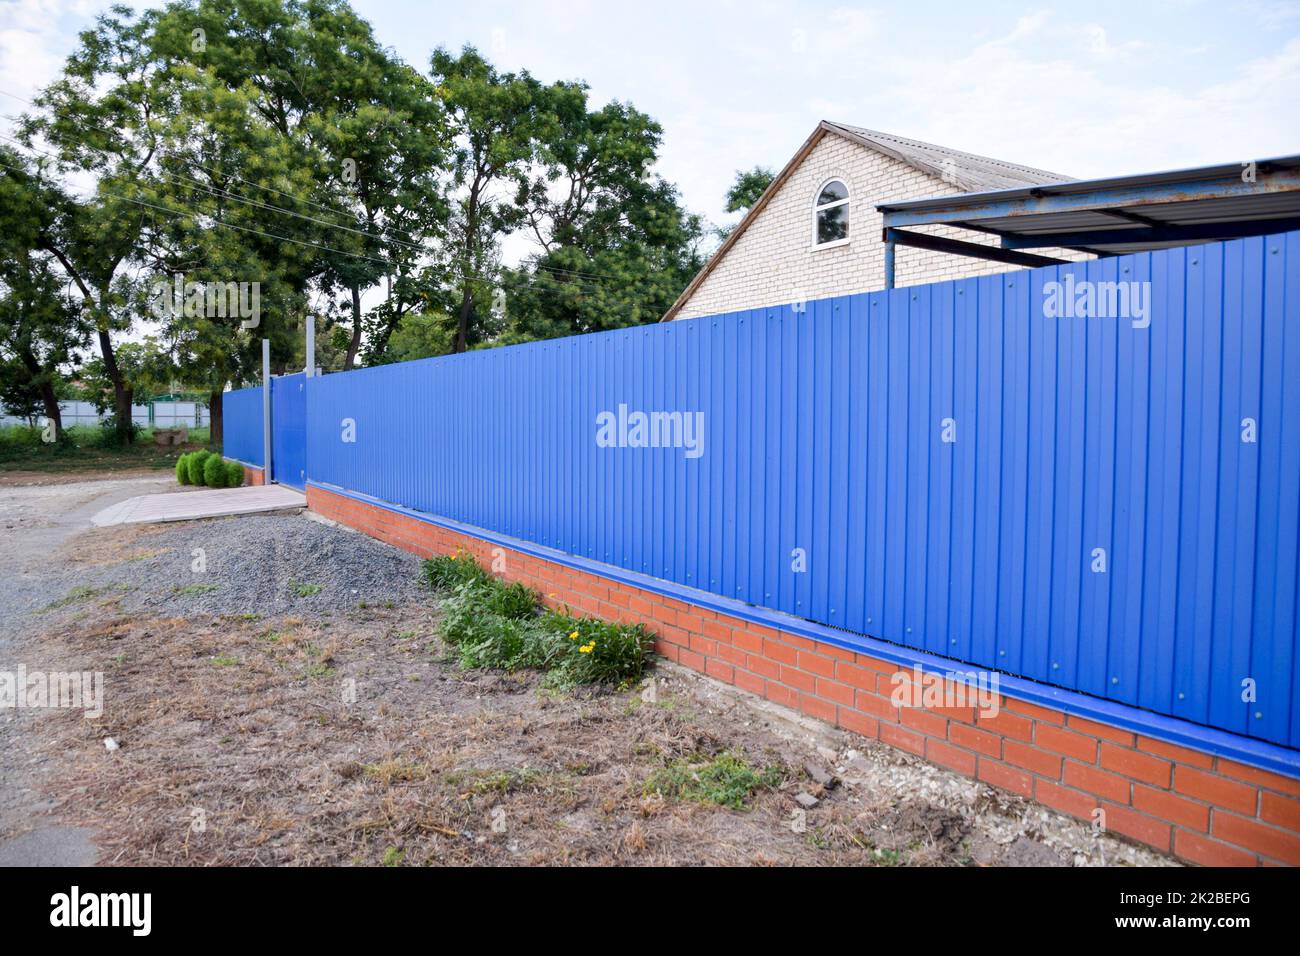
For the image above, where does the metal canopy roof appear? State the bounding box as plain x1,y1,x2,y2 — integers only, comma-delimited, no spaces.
876,155,1300,264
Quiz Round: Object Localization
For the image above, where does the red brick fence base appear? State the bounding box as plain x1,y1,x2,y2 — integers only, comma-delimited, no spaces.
306,483,1300,867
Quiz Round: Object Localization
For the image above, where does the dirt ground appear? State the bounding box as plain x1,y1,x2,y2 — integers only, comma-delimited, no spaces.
0,474,1177,867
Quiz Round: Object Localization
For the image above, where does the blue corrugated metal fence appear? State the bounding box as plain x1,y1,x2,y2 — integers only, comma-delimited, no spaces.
271,373,307,489
222,384,263,467
234,231,1300,750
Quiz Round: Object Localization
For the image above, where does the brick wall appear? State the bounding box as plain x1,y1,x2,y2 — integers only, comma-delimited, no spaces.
675,131,1085,320
242,465,265,486
308,483,1300,867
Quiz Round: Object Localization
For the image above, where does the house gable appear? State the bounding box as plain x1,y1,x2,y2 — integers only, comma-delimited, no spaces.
664,122,1075,321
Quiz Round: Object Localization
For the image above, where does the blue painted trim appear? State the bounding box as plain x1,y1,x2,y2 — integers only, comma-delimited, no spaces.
309,479,1300,781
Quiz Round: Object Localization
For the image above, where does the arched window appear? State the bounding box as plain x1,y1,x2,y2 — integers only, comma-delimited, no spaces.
813,179,850,246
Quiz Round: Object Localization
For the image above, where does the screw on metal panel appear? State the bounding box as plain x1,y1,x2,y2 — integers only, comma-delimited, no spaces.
1255,711,1263,719
1178,692,1185,700
1111,677,1119,685
1052,662,1060,670
999,649,1006,656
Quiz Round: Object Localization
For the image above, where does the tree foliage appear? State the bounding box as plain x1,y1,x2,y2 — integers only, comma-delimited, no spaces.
2,0,710,444
724,166,775,213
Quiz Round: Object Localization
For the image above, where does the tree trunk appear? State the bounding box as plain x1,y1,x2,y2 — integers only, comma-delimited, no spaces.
115,386,134,440
97,326,134,443
208,389,224,449
344,286,363,370
38,381,61,438
454,283,472,353
455,185,481,355
18,347,62,439
369,299,405,364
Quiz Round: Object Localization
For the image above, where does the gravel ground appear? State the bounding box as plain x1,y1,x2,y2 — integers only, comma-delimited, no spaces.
4,513,424,640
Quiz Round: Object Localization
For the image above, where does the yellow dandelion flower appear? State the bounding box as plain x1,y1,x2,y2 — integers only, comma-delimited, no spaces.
569,630,580,641
579,644,594,654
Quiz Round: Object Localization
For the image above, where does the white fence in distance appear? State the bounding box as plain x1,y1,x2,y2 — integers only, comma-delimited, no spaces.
0,400,210,429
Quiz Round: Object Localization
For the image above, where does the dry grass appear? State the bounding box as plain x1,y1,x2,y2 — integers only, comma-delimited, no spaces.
20,597,995,867
8,517,1176,868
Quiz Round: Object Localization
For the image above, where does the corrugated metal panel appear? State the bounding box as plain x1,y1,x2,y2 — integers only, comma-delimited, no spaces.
295,231,1300,748
222,385,263,466
271,373,306,489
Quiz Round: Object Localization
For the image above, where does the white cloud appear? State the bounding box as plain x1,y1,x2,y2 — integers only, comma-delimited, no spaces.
6,0,1299,226
858,15,1300,179
0,0,103,130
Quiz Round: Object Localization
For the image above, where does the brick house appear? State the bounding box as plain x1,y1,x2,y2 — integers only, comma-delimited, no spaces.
664,120,1080,321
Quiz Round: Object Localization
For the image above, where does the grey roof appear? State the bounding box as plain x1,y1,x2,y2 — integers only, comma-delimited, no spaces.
875,153,1300,256
824,121,1074,192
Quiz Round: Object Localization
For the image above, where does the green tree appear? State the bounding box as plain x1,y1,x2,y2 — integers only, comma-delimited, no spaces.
724,166,775,213
381,311,453,363
144,0,387,435
18,5,174,443
80,337,174,412
147,0,451,395
432,46,549,352
502,92,705,339
0,147,89,438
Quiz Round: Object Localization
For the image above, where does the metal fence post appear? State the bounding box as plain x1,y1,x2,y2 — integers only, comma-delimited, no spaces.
306,314,316,378
262,338,272,482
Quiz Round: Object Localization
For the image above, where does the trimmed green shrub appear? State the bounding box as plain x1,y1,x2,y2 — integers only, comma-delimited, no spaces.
186,450,212,485
202,453,226,487
225,459,244,487
176,452,193,485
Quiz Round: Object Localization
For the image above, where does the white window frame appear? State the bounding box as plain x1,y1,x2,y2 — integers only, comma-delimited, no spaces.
812,178,851,250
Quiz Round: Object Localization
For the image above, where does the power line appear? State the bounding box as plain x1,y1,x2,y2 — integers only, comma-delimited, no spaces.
0,87,649,286
0,156,625,301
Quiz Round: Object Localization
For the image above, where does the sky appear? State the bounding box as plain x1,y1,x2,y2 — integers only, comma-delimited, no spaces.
2,0,1299,237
